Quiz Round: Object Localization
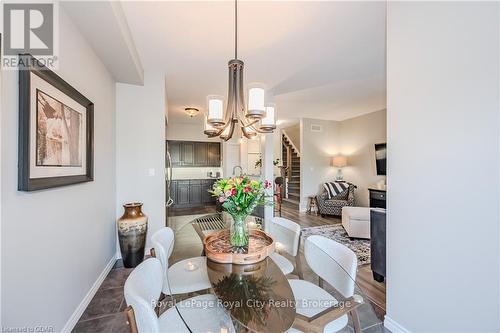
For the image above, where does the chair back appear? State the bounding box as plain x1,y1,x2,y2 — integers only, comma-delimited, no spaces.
124,258,163,333
270,217,301,257
151,227,175,270
304,235,357,298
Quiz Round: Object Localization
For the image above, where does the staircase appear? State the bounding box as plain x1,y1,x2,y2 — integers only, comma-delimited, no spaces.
282,133,300,209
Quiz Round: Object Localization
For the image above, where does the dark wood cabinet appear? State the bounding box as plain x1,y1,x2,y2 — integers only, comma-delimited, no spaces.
202,180,215,203
181,142,194,166
189,180,202,204
168,141,181,166
176,180,190,205
194,142,208,166
167,140,221,167
369,188,386,208
170,179,217,208
208,143,221,167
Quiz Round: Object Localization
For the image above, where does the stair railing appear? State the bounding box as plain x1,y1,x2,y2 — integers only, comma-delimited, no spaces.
281,129,300,157
286,145,292,199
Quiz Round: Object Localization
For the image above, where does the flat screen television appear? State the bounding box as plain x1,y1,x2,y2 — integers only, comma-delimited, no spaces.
374,143,387,176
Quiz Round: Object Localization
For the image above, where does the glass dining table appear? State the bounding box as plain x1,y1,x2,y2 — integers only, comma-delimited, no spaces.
163,213,383,333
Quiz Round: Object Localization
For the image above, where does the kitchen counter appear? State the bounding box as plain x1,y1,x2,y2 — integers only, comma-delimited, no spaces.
171,167,222,181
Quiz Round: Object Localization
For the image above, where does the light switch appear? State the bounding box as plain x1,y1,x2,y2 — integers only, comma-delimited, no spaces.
148,168,155,176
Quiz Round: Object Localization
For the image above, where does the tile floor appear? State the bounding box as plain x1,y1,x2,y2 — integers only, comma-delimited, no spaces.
73,261,132,332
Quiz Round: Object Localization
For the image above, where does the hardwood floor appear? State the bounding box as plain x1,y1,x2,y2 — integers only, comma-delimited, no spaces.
279,205,387,319
169,204,387,318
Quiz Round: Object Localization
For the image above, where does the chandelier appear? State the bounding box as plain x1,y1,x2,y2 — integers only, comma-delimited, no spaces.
204,0,276,141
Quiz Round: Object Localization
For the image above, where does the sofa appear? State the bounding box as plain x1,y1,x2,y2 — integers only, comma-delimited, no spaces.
317,183,356,217
342,206,371,239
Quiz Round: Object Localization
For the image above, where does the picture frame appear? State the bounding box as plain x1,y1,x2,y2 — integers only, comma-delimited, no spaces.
18,54,94,191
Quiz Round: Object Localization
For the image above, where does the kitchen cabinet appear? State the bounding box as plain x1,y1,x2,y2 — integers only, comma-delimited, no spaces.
194,142,208,166
170,179,217,208
176,180,190,205
182,142,194,166
208,143,221,167
167,140,221,167
202,180,215,203
189,180,202,204
168,141,181,166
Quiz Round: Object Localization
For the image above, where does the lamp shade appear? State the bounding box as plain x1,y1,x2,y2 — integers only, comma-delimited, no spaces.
332,155,347,168
247,83,265,119
207,95,224,126
260,104,276,132
204,115,218,136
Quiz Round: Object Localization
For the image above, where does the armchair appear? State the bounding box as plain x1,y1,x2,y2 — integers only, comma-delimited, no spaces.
317,183,356,217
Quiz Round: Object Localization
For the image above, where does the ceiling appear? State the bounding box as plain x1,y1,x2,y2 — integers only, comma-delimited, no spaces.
121,1,386,126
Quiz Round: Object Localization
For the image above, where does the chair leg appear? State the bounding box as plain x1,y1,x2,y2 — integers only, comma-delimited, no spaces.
349,309,362,333
295,255,304,280
125,306,138,333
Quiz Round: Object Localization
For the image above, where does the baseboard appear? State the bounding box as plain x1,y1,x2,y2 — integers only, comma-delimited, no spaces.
384,315,411,333
61,253,117,333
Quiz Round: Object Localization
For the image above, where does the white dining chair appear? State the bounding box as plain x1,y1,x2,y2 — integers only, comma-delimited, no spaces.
124,257,234,333
288,235,359,333
151,227,211,295
268,217,302,278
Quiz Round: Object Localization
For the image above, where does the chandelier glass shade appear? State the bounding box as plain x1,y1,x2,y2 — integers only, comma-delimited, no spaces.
204,0,276,141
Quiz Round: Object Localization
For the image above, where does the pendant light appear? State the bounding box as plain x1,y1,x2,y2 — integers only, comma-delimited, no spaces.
204,0,276,141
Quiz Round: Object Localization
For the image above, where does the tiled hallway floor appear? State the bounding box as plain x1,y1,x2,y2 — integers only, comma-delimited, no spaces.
72,261,132,333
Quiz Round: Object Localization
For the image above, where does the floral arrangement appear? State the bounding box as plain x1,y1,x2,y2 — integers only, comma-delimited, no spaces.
211,176,272,216
210,175,272,247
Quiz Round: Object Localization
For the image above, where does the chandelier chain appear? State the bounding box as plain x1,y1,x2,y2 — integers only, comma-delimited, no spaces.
235,0,238,60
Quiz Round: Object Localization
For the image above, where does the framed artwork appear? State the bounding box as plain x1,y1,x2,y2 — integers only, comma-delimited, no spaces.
18,54,94,191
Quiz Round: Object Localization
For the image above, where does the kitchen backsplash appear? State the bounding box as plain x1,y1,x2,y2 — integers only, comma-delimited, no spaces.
172,167,223,180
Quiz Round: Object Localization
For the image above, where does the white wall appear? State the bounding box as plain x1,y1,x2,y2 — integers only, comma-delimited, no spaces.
166,121,219,142
340,110,386,207
386,2,499,332
300,118,340,211
116,72,165,249
283,124,300,151
240,137,261,176
1,8,117,331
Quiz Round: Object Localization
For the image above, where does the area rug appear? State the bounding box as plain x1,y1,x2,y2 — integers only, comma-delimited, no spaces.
301,224,371,266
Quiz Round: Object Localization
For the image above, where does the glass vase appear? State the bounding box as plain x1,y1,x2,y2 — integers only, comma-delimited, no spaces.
229,213,249,248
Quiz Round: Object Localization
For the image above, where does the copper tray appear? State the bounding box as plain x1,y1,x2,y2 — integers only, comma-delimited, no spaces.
204,229,275,264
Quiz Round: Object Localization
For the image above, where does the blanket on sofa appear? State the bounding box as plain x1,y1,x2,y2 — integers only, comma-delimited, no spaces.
323,181,349,199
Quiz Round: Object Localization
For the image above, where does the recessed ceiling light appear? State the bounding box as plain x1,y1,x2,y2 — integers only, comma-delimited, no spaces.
184,107,199,118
